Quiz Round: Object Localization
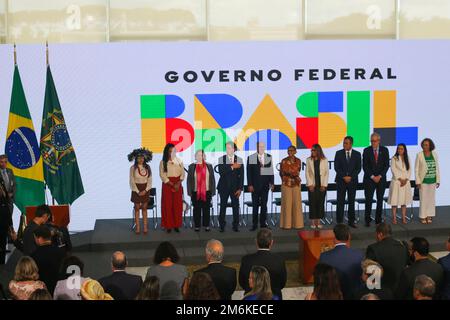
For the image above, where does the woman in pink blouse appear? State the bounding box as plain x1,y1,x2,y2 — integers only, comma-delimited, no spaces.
9,256,46,300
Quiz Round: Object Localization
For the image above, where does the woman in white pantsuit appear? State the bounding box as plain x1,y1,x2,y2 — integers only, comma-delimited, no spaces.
388,144,412,224
415,138,440,224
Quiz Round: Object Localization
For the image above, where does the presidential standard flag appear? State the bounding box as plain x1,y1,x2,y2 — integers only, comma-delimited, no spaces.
5,65,45,213
40,65,84,204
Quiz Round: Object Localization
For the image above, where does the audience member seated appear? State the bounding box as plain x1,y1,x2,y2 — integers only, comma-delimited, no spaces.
195,239,236,300
8,256,46,300
28,288,53,300
438,235,450,300
80,279,113,300
145,241,188,300
353,259,394,300
319,224,364,299
360,293,380,300
413,275,436,300
54,256,87,300
184,272,220,300
30,225,65,295
22,205,51,256
239,229,287,299
243,266,279,300
136,276,160,300
365,223,409,291
305,263,343,300
396,237,444,299
99,251,143,300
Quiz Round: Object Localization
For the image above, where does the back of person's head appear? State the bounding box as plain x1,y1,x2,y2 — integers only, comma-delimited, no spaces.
136,276,160,300
256,228,273,249
33,225,52,241
35,204,52,219
360,293,380,300
154,241,180,264
185,272,220,300
333,224,350,242
61,256,85,278
414,275,435,300
361,259,384,279
205,239,224,263
28,288,52,300
410,237,429,257
14,256,39,282
375,223,392,239
111,251,127,270
247,266,273,300
313,263,343,300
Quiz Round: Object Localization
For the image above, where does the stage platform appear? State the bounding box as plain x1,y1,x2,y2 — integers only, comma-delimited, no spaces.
2,207,450,282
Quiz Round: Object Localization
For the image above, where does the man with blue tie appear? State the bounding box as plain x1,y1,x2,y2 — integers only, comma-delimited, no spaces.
362,133,390,227
334,136,361,228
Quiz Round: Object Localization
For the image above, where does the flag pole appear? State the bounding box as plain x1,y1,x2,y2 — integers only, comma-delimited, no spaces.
13,43,17,65
46,41,49,66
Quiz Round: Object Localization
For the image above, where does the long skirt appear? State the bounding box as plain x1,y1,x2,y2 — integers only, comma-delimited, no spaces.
419,183,436,218
388,180,412,207
161,176,183,229
280,185,304,229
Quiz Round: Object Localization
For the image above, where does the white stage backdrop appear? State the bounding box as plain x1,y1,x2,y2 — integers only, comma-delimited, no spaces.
0,40,449,231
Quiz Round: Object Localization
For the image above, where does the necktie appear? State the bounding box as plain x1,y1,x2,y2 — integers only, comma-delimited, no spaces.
374,149,378,163
346,151,350,163
1,169,9,187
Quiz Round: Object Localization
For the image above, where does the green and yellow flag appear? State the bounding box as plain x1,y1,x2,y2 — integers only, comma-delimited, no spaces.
4,65,45,213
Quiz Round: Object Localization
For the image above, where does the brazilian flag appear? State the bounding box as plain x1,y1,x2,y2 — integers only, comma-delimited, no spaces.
40,66,84,205
5,65,45,213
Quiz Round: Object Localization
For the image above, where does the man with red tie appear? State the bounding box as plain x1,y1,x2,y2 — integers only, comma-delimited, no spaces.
363,132,390,227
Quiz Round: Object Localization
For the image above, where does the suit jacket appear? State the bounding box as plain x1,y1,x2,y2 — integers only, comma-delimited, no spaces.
334,149,362,184
438,253,450,300
246,153,274,192
0,168,16,198
366,237,410,291
239,250,287,299
195,263,237,300
319,244,364,300
31,244,65,295
305,157,329,187
362,145,390,182
415,151,440,184
217,155,244,193
396,259,444,300
99,271,143,300
186,162,216,197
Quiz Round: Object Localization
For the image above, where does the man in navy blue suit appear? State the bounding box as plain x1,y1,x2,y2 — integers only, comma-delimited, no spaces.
362,132,390,226
334,136,361,228
319,224,364,300
438,235,450,300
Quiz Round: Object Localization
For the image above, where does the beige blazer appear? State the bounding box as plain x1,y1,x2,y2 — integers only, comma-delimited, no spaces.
305,157,329,187
415,150,440,184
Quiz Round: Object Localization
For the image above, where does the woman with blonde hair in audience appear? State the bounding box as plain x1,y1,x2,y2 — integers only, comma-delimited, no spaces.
80,279,113,300
8,256,46,300
305,263,343,300
243,266,279,300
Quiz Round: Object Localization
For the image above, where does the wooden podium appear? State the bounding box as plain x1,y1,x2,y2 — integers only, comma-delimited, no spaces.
26,205,70,228
298,230,335,284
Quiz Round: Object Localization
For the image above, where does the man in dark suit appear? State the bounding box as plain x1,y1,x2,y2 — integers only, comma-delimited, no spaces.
438,235,450,300
239,229,287,299
362,132,390,226
217,141,244,232
319,224,364,299
31,225,65,295
22,204,52,256
195,239,236,300
0,155,16,224
334,136,361,228
99,251,143,300
0,180,12,265
247,142,274,231
366,223,409,292
396,237,444,300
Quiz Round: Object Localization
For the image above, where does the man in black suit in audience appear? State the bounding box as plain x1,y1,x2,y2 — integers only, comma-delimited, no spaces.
247,142,274,231
195,239,236,300
438,235,450,300
217,141,244,232
319,224,364,299
99,251,143,300
396,237,444,300
31,225,65,295
239,229,287,299
334,136,361,228
362,132,390,226
366,223,409,292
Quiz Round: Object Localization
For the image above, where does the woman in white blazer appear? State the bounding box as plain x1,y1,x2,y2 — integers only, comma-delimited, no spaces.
415,138,440,224
306,144,329,229
388,144,412,224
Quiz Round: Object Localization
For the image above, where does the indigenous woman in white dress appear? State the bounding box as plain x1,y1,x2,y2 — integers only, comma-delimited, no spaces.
387,143,412,224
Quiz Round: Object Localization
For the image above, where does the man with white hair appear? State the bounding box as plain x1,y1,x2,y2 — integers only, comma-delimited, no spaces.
413,275,436,300
194,239,236,300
